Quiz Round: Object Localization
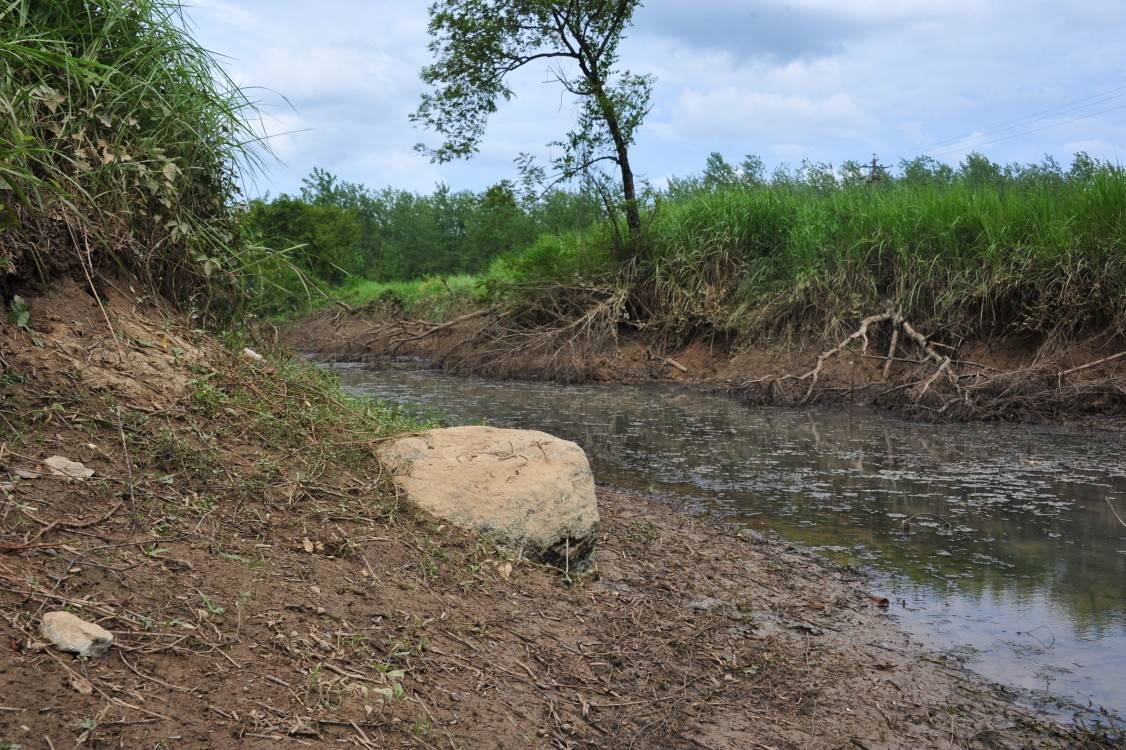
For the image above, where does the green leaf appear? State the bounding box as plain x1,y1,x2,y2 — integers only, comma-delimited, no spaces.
8,295,30,328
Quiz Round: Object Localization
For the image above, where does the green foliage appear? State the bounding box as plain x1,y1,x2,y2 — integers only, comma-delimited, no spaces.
336,275,483,319
0,0,258,316
7,294,29,328
413,0,646,164
244,196,363,283
487,229,613,286
245,168,603,315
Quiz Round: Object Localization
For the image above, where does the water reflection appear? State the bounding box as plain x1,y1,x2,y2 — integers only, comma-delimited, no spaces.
332,364,1126,716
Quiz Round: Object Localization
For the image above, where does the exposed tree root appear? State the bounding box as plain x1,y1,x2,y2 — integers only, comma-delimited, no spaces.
739,312,1126,421
286,299,1126,423
448,287,629,381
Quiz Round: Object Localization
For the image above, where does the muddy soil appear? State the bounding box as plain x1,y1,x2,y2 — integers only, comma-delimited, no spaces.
0,283,1113,748
282,305,1126,424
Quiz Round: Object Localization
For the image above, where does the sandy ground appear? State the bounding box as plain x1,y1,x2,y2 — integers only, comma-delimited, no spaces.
0,282,1112,748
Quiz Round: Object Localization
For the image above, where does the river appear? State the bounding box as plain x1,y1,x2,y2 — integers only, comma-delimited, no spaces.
331,362,1126,723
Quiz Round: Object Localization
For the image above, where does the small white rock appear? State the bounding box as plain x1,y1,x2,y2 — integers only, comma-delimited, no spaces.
43,456,94,481
40,611,114,658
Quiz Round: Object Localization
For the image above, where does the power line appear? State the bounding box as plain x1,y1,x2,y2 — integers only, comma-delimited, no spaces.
922,82,1126,152
926,100,1126,159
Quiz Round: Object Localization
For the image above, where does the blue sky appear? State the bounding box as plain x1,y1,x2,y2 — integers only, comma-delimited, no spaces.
187,0,1126,197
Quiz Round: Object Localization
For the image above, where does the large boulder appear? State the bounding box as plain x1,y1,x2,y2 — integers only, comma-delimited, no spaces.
379,426,599,565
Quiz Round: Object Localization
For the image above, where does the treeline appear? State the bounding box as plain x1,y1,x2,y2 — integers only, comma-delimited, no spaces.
667,150,1111,195
243,168,602,287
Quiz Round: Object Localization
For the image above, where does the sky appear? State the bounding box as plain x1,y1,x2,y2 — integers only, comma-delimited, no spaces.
186,0,1126,197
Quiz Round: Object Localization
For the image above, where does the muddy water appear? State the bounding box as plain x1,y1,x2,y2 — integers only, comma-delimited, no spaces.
332,364,1126,720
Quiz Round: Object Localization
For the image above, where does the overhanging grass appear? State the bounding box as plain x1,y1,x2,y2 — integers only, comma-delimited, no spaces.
0,0,260,317
647,174,1126,339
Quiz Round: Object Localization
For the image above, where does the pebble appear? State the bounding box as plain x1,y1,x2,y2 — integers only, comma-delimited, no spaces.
39,611,114,657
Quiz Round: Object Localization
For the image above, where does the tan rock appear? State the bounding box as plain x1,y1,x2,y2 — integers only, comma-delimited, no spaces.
40,611,114,657
380,426,599,564
44,455,94,480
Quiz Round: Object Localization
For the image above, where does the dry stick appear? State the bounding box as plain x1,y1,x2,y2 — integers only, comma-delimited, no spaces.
115,406,137,526
20,501,123,532
387,309,494,352
118,651,194,693
72,223,125,363
664,357,689,374
1062,350,1126,376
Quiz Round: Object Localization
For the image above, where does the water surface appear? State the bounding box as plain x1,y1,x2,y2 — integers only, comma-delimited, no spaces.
333,363,1126,720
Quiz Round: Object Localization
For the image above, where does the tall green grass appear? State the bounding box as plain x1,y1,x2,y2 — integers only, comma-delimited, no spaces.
334,274,482,319
652,174,1126,339
484,169,1126,342
0,0,259,317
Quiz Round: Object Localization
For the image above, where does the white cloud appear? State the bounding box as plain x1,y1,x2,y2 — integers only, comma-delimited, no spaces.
672,89,869,139
184,0,1126,194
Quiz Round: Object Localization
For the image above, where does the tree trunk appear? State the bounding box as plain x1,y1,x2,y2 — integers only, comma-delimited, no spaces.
617,149,642,260
593,92,641,261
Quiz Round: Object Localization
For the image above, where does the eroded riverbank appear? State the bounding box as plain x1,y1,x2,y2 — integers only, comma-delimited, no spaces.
331,362,1126,729
284,304,1126,424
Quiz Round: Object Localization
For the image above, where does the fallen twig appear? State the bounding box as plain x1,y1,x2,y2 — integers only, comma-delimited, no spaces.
1062,350,1126,376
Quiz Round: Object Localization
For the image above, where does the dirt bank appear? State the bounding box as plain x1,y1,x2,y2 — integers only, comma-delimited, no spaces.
0,283,1115,748
282,304,1126,423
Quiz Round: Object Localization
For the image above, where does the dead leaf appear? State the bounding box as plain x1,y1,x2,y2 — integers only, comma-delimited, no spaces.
32,85,65,114
497,562,513,581
302,538,315,553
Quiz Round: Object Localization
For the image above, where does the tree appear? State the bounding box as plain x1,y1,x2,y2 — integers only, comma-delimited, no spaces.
958,152,1002,187
412,0,653,259
739,154,766,188
702,152,738,191
466,181,535,270
245,196,363,284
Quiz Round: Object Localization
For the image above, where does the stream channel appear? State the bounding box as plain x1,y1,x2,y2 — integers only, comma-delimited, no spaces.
331,362,1126,724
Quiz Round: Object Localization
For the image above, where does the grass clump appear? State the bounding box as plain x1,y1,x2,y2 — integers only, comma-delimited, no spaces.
0,0,259,318
334,274,483,319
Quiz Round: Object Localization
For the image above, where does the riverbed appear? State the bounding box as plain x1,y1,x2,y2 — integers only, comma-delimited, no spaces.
332,363,1126,721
